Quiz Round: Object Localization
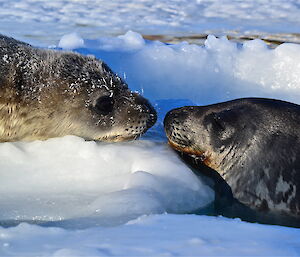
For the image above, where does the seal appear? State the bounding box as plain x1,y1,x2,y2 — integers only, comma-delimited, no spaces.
0,35,156,142
164,98,300,221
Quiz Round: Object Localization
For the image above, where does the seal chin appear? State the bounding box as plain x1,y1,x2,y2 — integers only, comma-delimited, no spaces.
168,139,209,164
95,115,157,142
164,109,217,169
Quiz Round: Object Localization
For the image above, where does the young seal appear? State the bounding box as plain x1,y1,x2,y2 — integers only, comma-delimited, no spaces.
0,35,156,142
164,98,300,221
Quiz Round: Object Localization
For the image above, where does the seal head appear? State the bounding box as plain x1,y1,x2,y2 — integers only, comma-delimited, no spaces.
164,98,300,218
0,35,156,142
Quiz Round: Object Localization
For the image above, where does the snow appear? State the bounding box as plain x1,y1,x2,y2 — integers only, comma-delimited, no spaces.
1,0,300,255
1,0,300,45
0,136,213,228
75,32,300,105
58,33,84,50
1,214,300,256
96,31,146,52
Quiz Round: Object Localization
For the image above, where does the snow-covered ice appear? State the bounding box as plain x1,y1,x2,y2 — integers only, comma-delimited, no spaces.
1,0,300,45
1,214,300,256
76,31,300,105
0,136,213,228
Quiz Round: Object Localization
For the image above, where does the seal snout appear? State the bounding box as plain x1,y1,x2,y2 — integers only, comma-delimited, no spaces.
164,108,193,147
135,94,157,129
115,94,157,141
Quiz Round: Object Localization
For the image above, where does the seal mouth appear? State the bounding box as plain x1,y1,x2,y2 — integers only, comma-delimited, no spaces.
168,140,210,165
94,108,157,143
97,134,141,142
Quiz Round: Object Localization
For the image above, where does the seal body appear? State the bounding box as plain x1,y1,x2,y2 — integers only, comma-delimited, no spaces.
164,98,300,219
0,35,156,142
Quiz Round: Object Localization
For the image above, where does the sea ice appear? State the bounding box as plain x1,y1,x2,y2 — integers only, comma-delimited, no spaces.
1,0,300,45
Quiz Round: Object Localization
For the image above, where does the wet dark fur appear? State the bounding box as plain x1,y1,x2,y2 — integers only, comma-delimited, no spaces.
164,98,300,227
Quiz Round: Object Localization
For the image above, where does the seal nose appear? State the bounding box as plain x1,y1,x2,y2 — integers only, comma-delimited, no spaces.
164,107,195,146
135,94,157,128
164,107,190,131
164,109,176,131
164,108,181,137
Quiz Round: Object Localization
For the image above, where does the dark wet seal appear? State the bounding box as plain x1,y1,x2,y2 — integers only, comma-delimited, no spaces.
164,98,300,227
0,34,157,142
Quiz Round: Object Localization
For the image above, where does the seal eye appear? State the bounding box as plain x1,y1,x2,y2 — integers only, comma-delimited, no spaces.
211,112,236,140
94,96,114,115
212,113,226,131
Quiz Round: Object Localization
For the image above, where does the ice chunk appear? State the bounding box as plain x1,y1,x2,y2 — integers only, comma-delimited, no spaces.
58,33,84,50
97,30,145,51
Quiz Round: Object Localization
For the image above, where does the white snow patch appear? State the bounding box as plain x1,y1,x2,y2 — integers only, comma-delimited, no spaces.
0,136,213,227
0,214,299,256
58,32,84,50
82,33,300,105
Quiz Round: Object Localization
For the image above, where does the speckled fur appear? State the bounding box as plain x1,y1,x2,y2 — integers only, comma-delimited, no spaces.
0,35,156,142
